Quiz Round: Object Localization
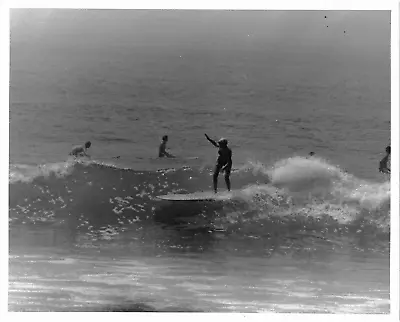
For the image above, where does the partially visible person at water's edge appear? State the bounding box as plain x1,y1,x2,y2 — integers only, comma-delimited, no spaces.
379,145,390,174
307,151,315,158
159,135,175,158
205,133,232,193
69,141,91,157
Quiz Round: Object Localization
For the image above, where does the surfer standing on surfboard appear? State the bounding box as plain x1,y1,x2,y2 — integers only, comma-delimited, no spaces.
205,133,232,193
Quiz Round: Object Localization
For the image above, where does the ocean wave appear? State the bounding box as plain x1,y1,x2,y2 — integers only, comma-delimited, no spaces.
9,156,390,243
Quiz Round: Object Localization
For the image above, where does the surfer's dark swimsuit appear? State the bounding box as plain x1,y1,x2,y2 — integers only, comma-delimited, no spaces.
215,147,232,175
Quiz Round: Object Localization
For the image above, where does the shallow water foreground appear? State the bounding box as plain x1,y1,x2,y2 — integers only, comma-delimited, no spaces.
9,216,389,313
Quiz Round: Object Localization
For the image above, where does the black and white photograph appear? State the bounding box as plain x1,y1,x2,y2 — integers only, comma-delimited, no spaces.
6,1,399,316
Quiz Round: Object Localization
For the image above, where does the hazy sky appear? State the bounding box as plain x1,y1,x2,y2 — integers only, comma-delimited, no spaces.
10,9,390,81
10,9,390,52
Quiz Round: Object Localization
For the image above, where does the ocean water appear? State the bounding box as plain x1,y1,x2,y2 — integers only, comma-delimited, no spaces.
9,10,391,313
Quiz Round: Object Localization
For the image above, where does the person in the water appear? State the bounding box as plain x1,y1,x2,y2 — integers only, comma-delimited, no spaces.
69,141,91,157
379,145,391,174
159,135,175,158
205,133,232,193
306,151,315,159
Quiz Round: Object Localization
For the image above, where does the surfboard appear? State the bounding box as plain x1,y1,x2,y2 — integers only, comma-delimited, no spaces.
157,191,233,201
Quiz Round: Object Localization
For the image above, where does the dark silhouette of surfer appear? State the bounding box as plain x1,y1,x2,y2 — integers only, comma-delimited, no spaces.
159,135,175,158
205,133,232,193
379,146,390,174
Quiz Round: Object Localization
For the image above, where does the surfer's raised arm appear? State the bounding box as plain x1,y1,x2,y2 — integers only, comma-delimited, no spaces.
205,133,219,147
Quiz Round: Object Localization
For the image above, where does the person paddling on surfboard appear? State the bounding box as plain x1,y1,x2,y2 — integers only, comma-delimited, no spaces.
379,145,390,174
69,141,91,158
159,135,175,158
205,133,232,193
